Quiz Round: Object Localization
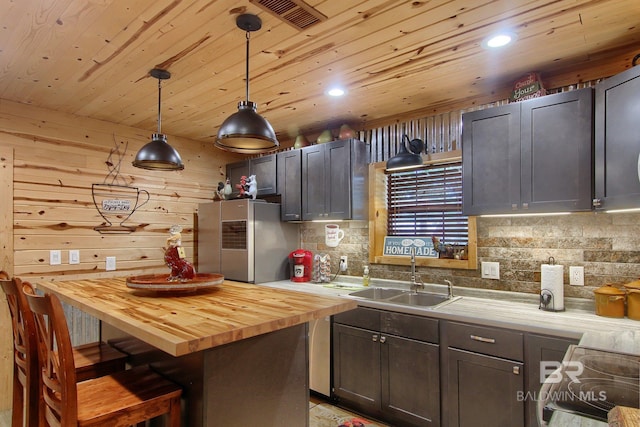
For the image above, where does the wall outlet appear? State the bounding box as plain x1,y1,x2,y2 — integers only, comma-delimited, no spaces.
105,256,116,271
569,266,584,286
339,256,348,271
50,250,61,265
69,250,80,265
481,261,500,280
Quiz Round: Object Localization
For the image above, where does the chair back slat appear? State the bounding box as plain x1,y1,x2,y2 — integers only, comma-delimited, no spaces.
23,284,79,427
0,273,40,427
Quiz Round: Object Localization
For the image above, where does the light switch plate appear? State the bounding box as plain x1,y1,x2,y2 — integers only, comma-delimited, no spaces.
105,256,116,271
69,250,80,265
481,261,500,280
50,250,61,265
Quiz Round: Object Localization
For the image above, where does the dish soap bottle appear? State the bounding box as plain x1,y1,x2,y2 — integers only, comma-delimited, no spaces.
363,266,370,287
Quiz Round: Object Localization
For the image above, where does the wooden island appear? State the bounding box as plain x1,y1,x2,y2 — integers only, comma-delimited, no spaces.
36,277,357,427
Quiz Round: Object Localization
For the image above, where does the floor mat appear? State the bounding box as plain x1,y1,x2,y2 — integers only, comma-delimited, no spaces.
309,403,389,427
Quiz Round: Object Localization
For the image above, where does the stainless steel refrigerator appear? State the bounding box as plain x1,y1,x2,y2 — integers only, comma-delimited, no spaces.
197,200,300,283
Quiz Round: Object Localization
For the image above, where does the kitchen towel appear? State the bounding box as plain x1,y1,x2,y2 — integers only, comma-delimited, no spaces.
541,264,564,311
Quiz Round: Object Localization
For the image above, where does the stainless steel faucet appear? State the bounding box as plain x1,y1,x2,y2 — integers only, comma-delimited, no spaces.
444,279,454,298
409,248,424,293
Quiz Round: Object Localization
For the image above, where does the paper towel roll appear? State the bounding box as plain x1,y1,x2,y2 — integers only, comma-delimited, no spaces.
541,264,564,310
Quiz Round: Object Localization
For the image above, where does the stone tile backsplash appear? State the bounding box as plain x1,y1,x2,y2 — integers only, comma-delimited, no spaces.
299,212,640,299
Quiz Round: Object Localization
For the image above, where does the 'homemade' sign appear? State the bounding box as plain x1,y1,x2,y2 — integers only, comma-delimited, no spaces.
383,237,437,257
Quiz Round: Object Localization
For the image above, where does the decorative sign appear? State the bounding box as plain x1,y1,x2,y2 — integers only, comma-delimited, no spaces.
91,136,149,234
510,72,546,102
101,199,131,212
383,237,437,258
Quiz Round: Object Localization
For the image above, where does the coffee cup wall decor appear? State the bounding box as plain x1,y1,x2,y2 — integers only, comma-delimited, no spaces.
325,224,345,247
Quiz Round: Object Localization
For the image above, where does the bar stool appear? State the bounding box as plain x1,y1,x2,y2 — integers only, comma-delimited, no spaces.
0,274,128,427
23,284,182,426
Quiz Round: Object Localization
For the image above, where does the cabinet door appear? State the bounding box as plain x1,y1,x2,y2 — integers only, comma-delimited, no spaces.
382,335,440,426
250,155,277,196
521,88,593,212
324,139,352,219
226,160,250,198
595,65,640,210
301,145,327,220
448,348,524,427
277,150,302,221
524,333,578,427
462,104,521,215
332,323,382,416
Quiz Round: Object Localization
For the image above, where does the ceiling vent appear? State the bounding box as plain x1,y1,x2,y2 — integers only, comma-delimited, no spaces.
249,0,327,30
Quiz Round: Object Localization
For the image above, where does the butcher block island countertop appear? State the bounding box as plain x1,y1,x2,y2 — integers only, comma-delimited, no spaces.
35,277,357,357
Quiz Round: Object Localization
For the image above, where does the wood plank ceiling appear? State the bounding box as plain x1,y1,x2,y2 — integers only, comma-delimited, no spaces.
1,0,639,146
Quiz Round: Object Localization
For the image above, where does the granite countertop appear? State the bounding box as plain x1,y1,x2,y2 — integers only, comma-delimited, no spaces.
260,276,640,339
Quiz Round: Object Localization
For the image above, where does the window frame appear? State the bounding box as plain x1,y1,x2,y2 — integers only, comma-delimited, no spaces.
368,150,477,269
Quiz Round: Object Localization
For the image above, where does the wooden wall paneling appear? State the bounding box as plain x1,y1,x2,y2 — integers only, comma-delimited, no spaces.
1,99,235,284
0,146,13,410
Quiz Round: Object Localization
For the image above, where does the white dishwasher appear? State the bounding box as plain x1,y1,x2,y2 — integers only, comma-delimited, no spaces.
309,316,331,397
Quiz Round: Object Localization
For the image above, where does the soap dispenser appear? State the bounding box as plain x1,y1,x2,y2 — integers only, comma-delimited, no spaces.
363,266,370,287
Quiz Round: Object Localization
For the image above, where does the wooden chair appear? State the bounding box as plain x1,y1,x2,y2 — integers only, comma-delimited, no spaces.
0,274,129,427
23,284,182,427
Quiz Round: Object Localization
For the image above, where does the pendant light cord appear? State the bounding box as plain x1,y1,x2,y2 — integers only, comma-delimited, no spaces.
157,77,162,134
245,30,250,102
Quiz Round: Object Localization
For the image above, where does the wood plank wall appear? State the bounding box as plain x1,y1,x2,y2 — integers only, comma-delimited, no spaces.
0,146,14,411
0,98,243,411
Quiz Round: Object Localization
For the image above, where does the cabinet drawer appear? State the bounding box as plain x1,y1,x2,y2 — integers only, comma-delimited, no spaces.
333,307,380,330
445,321,523,361
381,311,439,343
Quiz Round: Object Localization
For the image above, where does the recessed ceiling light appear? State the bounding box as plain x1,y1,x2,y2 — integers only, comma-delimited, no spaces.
482,31,517,49
326,87,346,97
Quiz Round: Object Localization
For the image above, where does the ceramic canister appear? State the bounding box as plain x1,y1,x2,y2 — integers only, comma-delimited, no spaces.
593,284,626,318
623,280,640,320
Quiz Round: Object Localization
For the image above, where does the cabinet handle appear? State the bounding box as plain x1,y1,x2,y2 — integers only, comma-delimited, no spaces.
470,334,496,344
380,336,386,343
513,366,520,375
372,334,378,342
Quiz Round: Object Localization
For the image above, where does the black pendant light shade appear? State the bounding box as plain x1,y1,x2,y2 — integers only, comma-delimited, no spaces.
215,14,279,153
386,135,424,171
133,68,184,171
215,101,278,153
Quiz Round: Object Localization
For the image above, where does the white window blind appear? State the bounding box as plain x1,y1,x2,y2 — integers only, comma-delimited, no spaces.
386,161,468,245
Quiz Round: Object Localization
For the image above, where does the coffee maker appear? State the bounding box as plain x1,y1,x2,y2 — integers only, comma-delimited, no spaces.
289,249,313,282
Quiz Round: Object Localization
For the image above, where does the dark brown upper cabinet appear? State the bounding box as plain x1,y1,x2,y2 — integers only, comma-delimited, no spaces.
463,88,593,215
594,65,640,211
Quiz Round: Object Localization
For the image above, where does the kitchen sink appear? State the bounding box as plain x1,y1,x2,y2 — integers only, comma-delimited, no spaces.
348,287,460,308
349,287,406,300
387,292,450,307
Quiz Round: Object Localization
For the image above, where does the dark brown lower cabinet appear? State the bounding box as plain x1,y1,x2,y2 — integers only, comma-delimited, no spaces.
333,308,440,426
442,321,525,427
447,348,524,427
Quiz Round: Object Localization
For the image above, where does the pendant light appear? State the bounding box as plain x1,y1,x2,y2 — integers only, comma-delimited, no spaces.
133,68,184,171
386,135,424,171
215,14,279,154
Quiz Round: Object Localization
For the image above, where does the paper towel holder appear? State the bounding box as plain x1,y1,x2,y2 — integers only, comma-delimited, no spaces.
539,257,565,312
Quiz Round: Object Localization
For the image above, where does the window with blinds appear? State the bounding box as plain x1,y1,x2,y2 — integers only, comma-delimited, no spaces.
386,161,468,245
